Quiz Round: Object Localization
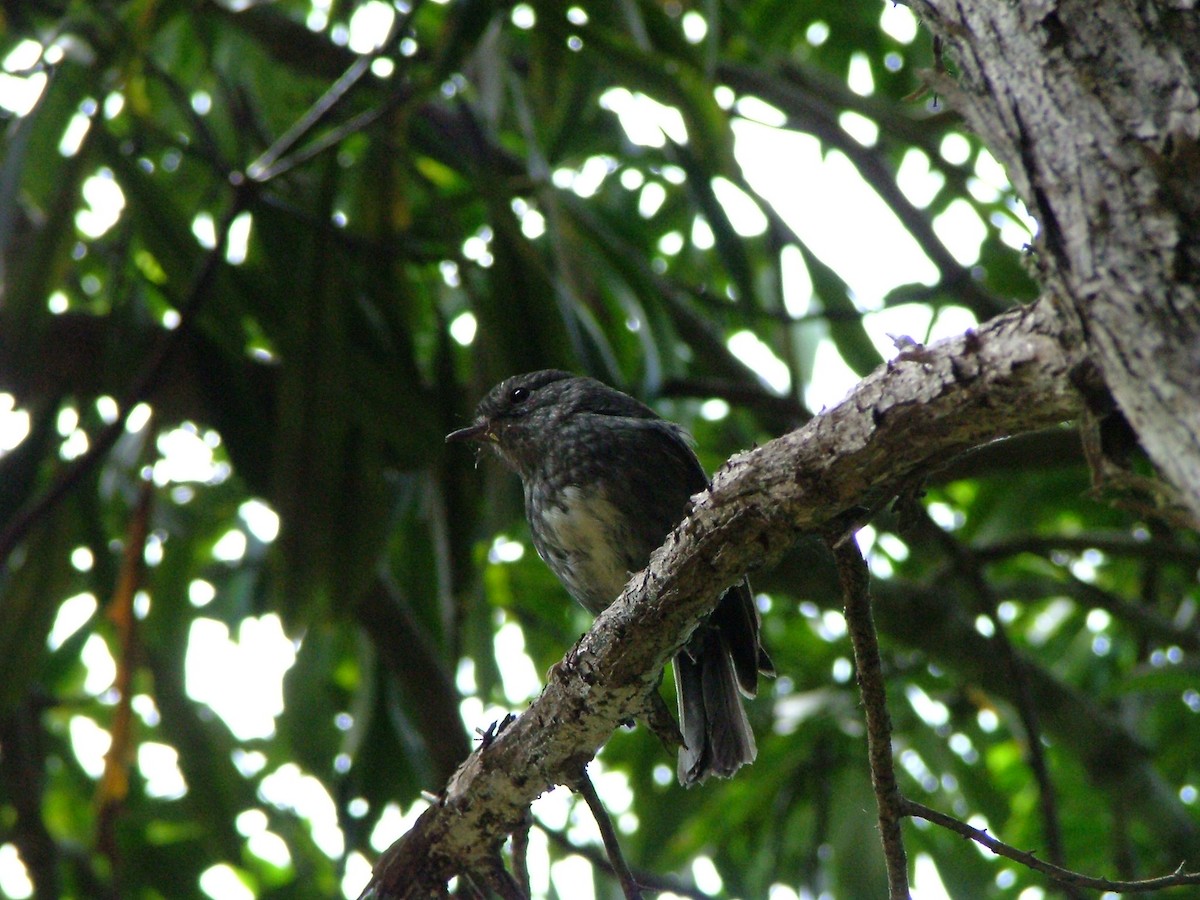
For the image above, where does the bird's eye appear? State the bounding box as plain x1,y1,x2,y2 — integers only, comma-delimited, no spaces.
509,387,529,404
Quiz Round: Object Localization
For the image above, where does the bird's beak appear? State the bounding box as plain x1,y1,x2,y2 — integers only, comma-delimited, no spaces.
445,420,493,443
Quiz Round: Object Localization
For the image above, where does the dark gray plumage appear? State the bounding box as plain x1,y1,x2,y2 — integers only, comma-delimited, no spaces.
447,370,772,785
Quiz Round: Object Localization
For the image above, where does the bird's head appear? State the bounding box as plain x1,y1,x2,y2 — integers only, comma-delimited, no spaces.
447,369,664,477
445,369,579,474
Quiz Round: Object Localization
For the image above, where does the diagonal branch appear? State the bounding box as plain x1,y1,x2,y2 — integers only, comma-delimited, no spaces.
360,297,1085,898
903,799,1200,893
244,1,422,181
872,579,1199,860
908,506,1072,886
574,767,643,900
538,825,713,900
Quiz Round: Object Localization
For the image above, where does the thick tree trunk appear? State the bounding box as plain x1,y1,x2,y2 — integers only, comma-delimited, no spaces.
913,0,1200,520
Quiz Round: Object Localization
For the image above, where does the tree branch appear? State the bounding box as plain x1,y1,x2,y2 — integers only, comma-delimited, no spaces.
510,814,531,900
538,825,713,900
360,297,1086,897
902,798,1200,893
974,532,1200,569
872,578,1200,861
574,767,643,900
830,538,909,899
907,507,1072,885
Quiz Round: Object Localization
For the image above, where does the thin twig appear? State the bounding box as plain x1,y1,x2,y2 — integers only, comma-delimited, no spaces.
830,537,910,900
911,506,1075,892
96,473,155,871
903,798,1200,893
974,532,1200,568
253,101,398,182
538,824,713,900
573,767,644,900
658,375,810,426
245,1,422,181
457,872,488,899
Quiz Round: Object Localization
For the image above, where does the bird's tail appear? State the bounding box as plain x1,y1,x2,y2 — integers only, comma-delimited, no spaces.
674,625,757,786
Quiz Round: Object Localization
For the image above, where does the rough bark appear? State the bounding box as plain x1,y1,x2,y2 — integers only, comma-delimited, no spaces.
362,298,1086,897
912,0,1200,520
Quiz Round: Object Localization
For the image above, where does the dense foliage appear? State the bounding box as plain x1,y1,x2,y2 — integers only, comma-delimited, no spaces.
0,1,1196,897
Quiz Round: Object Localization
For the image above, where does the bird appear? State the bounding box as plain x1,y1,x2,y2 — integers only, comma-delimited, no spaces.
446,369,772,785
